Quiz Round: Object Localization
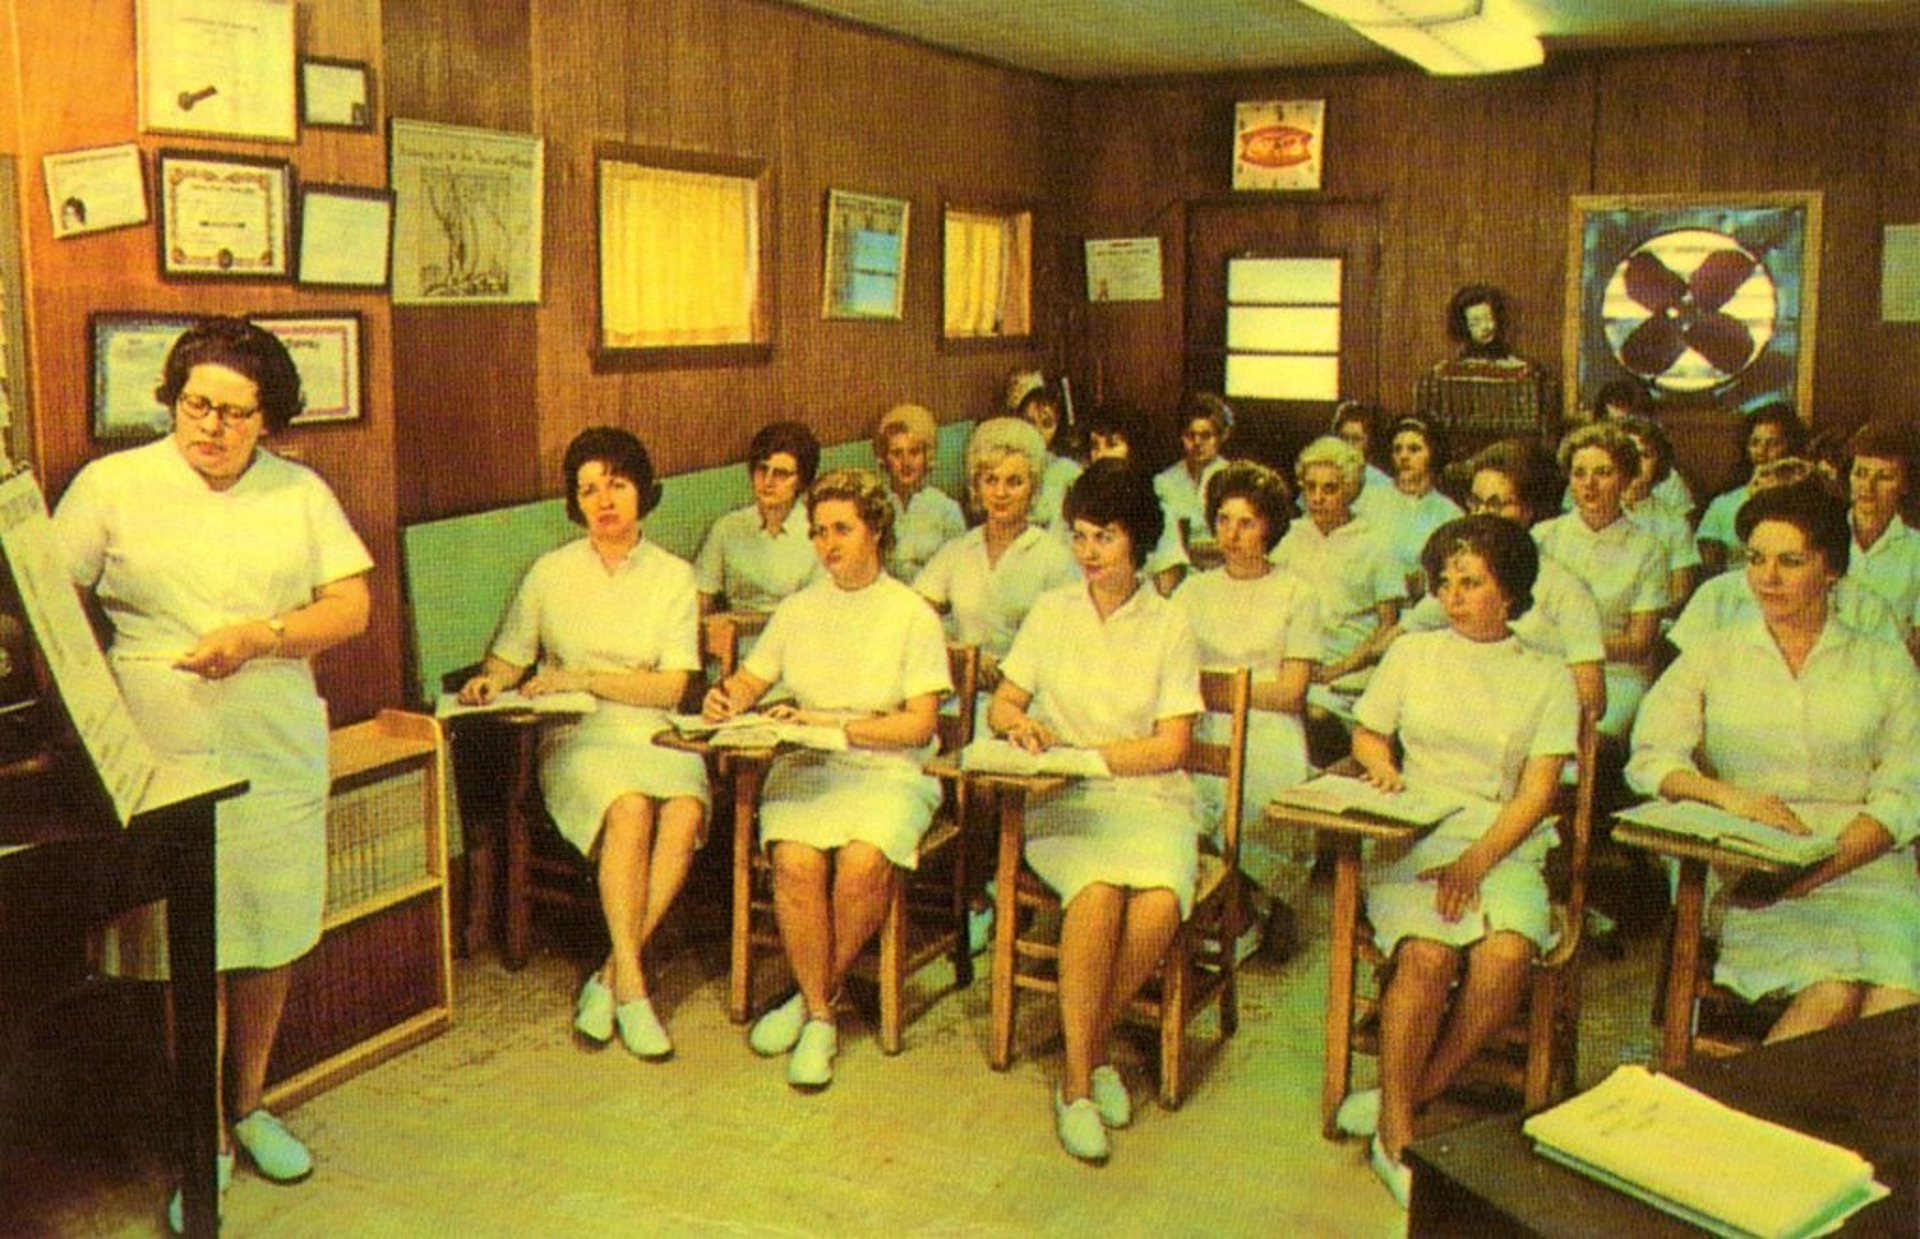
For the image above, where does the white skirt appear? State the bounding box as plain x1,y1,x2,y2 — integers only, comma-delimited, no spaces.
1364,811,1557,956
1716,849,1920,1000
539,705,711,855
1024,773,1200,916
759,747,940,868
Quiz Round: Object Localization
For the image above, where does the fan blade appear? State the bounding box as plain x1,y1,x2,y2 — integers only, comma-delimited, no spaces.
1686,313,1756,374
1622,251,1687,313
1619,317,1687,376
1689,249,1758,313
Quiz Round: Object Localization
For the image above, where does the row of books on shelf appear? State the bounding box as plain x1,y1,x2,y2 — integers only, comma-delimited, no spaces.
323,769,431,916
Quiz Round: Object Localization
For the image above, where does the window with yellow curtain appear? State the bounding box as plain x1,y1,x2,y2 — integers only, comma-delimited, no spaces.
595,144,772,367
943,206,1032,341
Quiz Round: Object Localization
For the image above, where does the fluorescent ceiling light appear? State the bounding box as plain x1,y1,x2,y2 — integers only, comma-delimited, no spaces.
1295,0,1544,76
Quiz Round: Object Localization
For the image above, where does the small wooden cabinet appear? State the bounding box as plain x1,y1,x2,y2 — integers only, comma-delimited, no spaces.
264,710,453,1109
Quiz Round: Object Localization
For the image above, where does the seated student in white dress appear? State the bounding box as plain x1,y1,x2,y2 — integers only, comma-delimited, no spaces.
693,420,823,615
1569,379,1696,521
1152,392,1232,570
873,402,965,583
1373,415,1464,598
702,468,952,1092
1697,404,1805,576
1335,516,1579,1208
1843,422,1920,660
1672,462,1907,653
1627,481,1920,1043
1272,436,1405,688
1079,403,1190,594
1618,415,1700,614
459,427,710,1061
1172,460,1318,953
1533,422,1668,739
1329,400,1396,518
1394,437,1607,722
913,416,1078,665
988,459,1204,1166
1011,376,1083,532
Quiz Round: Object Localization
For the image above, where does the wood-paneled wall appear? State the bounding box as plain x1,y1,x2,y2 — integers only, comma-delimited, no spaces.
1066,35,1920,494
3,0,402,722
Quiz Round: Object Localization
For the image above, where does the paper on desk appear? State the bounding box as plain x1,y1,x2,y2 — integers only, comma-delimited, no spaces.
1613,800,1840,868
1269,773,1462,828
960,738,1110,779
1523,1064,1887,1239
434,690,598,720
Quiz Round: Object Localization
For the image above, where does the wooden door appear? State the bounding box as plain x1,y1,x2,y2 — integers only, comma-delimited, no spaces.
1185,199,1380,470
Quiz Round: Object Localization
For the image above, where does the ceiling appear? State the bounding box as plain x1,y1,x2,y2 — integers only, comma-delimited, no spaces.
779,0,1920,80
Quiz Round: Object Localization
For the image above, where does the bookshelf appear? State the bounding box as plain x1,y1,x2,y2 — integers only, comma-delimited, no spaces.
263,709,453,1109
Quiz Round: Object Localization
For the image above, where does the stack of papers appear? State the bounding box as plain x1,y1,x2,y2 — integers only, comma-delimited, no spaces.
1523,1065,1887,1238
434,690,598,720
664,712,847,752
1269,773,1462,828
960,738,1110,779
1613,800,1839,867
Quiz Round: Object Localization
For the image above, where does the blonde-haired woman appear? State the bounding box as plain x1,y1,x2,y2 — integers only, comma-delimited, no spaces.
1272,436,1404,686
874,402,965,582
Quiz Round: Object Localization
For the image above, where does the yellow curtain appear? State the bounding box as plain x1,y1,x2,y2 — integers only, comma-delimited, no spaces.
601,162,758,348
944,211,1005,337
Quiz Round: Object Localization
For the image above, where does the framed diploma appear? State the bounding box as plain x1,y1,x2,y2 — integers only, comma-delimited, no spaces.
43,144,150,239
253,313,364,425
300,57,375,131
89,312,196,442
297,184,394,289
822,189,908,321
136,0,298,143
156,150,293,281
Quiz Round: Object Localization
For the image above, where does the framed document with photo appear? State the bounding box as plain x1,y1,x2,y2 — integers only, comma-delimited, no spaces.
297,184,394,289
136,0,297,143
389,119,544,306
43,144,149,239
89,312,196,441
156,150,293,280
252,313,364,425
299,57,375,131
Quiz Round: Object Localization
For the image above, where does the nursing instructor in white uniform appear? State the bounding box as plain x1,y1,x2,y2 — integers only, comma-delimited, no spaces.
55,317,372,1219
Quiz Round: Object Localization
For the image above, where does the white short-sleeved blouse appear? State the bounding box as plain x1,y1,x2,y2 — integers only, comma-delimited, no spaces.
912,523,1078,660
1269,515,1405,664
693,503,821,613
1848,515,1920,636
885,485,967,584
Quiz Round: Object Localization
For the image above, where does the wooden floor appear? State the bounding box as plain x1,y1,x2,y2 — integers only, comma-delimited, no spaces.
0,863,1666,1237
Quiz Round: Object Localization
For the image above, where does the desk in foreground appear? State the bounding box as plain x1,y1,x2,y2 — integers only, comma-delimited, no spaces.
1405,1005,1919,1237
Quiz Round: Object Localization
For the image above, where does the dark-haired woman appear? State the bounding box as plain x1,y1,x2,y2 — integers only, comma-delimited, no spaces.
55,317,373,1221
1629,482,1919,1044
460,426,708,1062
1336,516,1578,1207
694,419,823,614
989,459,1203,1165
1697,405,1805,576
1377,415,1463,592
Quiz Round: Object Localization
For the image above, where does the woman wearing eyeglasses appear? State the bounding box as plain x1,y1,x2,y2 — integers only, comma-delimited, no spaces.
694,420,825,615
54,317,373,1227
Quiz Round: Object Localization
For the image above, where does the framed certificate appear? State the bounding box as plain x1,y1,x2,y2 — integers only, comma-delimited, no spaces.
300,57,375,131
297,184,394,289
822,189,908,321
136,0,297,143
89,312,196,441
43,144,149,239
156,150,293,281
254,313,364,425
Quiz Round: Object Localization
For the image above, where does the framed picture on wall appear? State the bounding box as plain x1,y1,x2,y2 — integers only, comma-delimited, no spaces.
299,57,375,131
296,184,394,288
136,0,298,143
389,119,544,306
43,144,149,239
252,312,364,425
1563,192,1823,423
156,150,293,280
822,189,908,320
89,312,196,441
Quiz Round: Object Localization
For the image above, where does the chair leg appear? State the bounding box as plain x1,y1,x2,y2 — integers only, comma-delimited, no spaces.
1321,839,1363,1138
880,868,906,1056
1220,903,1240,1038
727,765,762,1025
1524,970,1558,1111
949,813,974,989
504,803,531,971
1158,930,1188,1109
989,790,1022,1072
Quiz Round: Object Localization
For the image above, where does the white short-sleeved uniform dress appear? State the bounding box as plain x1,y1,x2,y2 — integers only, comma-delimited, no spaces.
913,523,1079,662
490,537,710,854
1626,495,1702,580
885,485,966,584
54,439,373,975
1354,628,1580,955
745,574,952,867
1032,453,1084,530
1532,512,1668,737
1848,514,1920,639
1626,613,1920,1000
1153,458,1226,548
693,503,821,613
1695,483,1752,570
999,582,1206,914
1173,566,1321,901
1269,514,1405,667
1371,486,1465,586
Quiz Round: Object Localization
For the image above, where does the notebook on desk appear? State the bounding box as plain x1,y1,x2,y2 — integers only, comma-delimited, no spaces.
1270,773,1462,828
1612,800,1840,868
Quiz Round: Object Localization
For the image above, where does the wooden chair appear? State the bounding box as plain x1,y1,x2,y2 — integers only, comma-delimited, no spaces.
1343,712,1600,1113
726,641,981,1054
983,666,1252,1108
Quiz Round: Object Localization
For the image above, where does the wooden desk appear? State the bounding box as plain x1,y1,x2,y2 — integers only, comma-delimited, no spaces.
1405,1006,1919,1237
1263,799,1427,1137
1,755,245,1239
1610,821,1792,1073
653,729,780,1024
442,709,545,968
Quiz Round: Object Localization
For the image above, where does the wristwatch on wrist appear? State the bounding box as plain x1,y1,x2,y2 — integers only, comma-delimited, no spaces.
264,617,288,655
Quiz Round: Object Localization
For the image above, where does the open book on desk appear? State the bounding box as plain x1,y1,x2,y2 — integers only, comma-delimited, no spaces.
1612,800,1840,868
435,690,597,721
1269,773,1463,828
1522,1064,1887,1239
663,710,846,752
960,738,1110,779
